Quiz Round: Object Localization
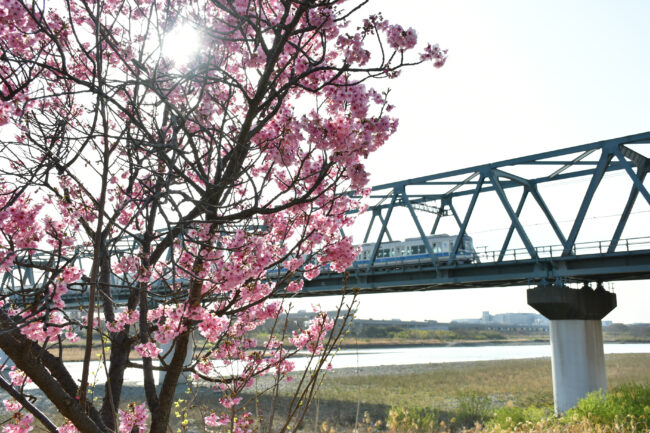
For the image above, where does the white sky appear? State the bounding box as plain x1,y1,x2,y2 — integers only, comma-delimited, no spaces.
291,0,650,324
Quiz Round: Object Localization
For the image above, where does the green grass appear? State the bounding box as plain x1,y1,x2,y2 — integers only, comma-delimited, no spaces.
565,383,650,425
320,383,650,433
305,354,650,410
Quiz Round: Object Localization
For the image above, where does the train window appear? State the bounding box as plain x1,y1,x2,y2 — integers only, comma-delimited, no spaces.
443,242,448,250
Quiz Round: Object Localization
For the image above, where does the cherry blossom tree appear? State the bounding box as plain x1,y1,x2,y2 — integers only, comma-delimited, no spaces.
0,0,446,432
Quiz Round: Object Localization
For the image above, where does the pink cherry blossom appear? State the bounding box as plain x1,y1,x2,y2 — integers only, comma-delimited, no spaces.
118,402,148,433
1,412,34,433
134,342,162,358
3,399,22,412
57,421,79,433
204,413,230,427
0,1,444,431
64,331,80,343
8,368,31,388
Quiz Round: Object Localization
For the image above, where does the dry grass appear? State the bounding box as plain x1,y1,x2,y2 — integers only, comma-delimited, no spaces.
301,354,650,410
14,354,650,432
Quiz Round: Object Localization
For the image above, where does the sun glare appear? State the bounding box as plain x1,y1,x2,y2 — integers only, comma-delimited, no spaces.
161,24,201,65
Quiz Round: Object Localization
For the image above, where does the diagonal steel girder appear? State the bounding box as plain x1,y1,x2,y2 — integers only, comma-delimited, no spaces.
354,131,650,265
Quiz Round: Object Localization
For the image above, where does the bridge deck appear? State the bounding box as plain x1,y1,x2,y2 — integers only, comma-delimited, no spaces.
300,249,650,297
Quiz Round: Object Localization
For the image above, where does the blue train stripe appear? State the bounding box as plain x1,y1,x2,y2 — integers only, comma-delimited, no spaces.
354,251,472,266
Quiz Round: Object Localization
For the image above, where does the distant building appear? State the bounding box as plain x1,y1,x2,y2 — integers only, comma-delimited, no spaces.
350,318,449,331
452,311,549,332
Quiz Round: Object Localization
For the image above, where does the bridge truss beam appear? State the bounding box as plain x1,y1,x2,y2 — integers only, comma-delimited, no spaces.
331,131,650,295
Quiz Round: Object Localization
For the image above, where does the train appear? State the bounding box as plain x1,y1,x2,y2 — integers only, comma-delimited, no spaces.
354,234,476,266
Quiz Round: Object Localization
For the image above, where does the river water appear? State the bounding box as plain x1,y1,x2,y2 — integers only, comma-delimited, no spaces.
320,342,650,369
28,342,649,389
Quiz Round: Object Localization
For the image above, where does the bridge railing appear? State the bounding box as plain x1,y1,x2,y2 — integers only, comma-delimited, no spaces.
474,235,650,263
2,232,650,304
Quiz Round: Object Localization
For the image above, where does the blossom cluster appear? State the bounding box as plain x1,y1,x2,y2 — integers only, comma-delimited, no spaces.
1,412,34,433
290,310,335,355
118,402,149,433
0,0,445,431
106,309,140,333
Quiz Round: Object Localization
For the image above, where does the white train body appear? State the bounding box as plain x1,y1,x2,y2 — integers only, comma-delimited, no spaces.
354,234,475,266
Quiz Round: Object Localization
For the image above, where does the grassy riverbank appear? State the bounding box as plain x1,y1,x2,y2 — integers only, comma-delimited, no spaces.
8,354,649,432
268,353,650,427
244,354,650,432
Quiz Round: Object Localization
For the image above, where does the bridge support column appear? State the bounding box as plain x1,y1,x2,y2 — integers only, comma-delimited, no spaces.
527,283,616,414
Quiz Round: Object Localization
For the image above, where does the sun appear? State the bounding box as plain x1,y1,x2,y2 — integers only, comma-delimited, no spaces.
161,23,201,65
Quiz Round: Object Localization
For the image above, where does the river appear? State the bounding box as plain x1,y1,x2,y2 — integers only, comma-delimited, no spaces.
318,342,650,369
24,342,649,389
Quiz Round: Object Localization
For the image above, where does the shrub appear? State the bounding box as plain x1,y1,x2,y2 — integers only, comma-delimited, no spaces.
564,383,650,425
456,391,493,425
488,404,551,430
386,406,439,433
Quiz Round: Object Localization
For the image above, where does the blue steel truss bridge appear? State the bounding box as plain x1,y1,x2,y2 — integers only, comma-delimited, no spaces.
301,131,650,296
2,132,650,302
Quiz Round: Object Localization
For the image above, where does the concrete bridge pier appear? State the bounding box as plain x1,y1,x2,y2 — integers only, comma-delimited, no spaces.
527,283,616,414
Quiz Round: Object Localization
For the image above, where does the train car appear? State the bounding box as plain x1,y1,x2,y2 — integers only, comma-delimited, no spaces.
354,234,475,267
